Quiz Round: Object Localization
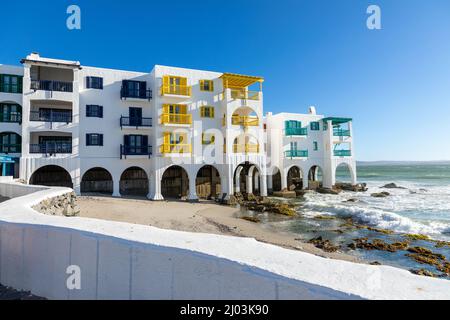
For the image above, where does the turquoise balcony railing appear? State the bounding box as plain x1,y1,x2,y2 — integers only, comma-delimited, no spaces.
285,127,308,136
334,150,352,157
333,129,351,137
285,150,308,158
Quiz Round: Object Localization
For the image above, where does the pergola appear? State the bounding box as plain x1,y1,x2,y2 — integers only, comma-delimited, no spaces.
220,73,264,90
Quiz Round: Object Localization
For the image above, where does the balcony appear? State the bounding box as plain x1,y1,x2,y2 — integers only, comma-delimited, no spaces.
160,143,192,154
120,87,152,101
0,144,21,154
231,115,259,127
334,150,352,157
0,112,21,123
286,127,308,136
120,116,152,129
285,150,308,158
230,89,260,101
30,110,72,123
161,113,192,125
333,129,351,137
31,80,73,93
30,143,72,154
120,145,152,159
160,84,192,97
233,143,259,154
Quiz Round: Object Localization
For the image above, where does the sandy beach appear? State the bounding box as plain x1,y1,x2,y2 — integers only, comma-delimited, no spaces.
77,195,360,263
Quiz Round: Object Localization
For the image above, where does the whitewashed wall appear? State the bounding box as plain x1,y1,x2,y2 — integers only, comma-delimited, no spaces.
1,182,450,300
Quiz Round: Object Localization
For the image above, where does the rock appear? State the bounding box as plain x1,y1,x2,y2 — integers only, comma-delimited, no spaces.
313,215,336,220
335,182,368,192
317,187,341,195
382,183,407,189
345,198,359,203
370,261,382,265
288,184,296,191
371,192,390,198
407,247,446,261
272,191,296,198
349,238,409,252
241,216,261,223
295,190,309,197
410,269,438,277
403,233,431,241
437,262,450,275
367,227,394,234
308,236,339,253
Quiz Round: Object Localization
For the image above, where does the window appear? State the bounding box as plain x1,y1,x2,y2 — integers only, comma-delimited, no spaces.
0,103,21,123
0,74,23,94
0,132,21,153
310,121,320,131
164,132,187,145
313,141,318,151
290,141,298,151
86,105,103,118
86,76,103,89
122,80,148,99
163,104,187,114
200,106,215,118
285,120,301,129
199,80,214,92
86,134,104,146
202,133,215,145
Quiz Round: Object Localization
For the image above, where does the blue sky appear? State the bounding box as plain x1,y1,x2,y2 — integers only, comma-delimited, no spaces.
1,0,449,161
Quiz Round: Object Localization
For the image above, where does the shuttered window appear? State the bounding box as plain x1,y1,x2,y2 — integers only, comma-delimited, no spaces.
86,134,104,146
200,106,214,118
0,74,23,93
86,76,103,89
199,79,214,92
310,122,320,131
86,105,103,118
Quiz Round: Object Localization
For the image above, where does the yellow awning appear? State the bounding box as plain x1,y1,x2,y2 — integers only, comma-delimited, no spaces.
221,73,264,89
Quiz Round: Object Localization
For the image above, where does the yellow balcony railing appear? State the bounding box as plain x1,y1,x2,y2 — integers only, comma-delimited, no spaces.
160,143,192,154
231,115,259,127
160,85,192,96
161,113,192,125
230,89,260,101
233,143,259,154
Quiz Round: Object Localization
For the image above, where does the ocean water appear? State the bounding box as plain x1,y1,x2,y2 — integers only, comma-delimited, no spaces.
257,163,450,276
307,164,450,240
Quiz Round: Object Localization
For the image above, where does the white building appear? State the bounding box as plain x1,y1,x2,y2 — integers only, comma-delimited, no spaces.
0,53,356,201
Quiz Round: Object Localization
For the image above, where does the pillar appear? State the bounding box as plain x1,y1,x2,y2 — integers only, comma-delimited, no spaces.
260,174,268,197
187,168,199,202
148,168,163,200
112,176,121,198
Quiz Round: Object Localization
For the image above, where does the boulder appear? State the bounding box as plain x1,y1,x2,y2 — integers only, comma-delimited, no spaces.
382,183,406,189
317,187,341,195
308,236,339,253
272,191,296,198
371,191,390,198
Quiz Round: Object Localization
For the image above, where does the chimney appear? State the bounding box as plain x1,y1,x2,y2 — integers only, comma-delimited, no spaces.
309,106,317,115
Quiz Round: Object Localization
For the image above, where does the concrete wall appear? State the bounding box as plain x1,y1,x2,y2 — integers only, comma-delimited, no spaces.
1,182,450,300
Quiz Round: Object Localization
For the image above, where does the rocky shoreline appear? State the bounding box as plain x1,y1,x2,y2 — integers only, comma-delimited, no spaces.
0,284,44,300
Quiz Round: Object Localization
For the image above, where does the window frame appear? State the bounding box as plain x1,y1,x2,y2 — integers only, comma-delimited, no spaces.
200,106,215,118
86,76,104,90
310,121,320,131
86,105,103,118
199,79,214,92
86,133,104,146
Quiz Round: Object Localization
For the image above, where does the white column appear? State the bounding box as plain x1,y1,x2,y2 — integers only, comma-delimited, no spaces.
246,175,253,194
281,169,288,190
234,166,243,194
148,168,163,200
112,177,121,198
222,164,234,200
260,174,268,196
303,174,309,190
187,168,199,202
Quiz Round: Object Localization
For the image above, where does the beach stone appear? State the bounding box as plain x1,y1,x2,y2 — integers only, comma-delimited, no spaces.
371,192,390,198
335,182,368,192
32,192,79,217
272,190,296,198
382,183,407,189
410,269,438,278
349,238,409,252
316,187,341,195
308,236,339,253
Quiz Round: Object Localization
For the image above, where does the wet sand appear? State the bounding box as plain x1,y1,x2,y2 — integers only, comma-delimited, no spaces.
77,195,360,263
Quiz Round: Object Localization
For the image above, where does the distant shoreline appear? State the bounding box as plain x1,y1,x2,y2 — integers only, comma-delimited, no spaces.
357,161,450,166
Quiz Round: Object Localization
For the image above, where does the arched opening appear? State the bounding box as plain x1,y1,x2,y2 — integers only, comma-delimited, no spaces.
195,165,221,199
272,167,282,192
30,165,73,188
81,167,113,195
308,165,323,190
120,167,149,196
161,165,189,199
287,166,303,190
232,133,259,154
335,163,354,184
0,132,21,154
233,163,260,195
231,106,259,127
